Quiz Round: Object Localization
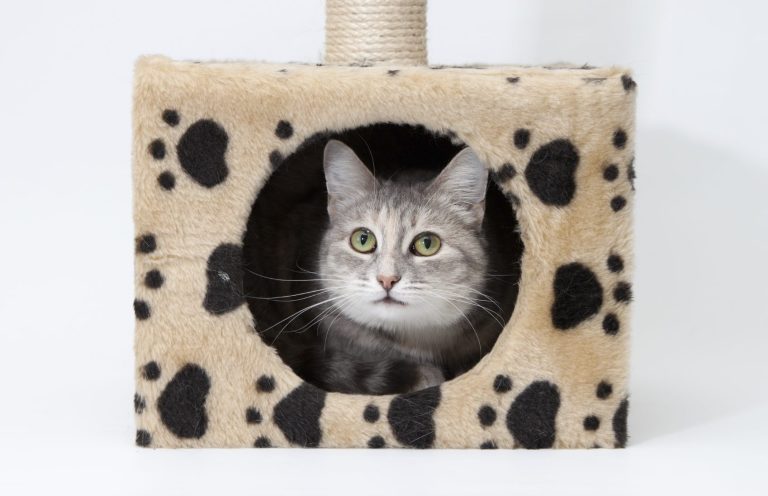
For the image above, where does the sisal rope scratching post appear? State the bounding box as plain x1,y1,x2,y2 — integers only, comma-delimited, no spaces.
324,0,427,65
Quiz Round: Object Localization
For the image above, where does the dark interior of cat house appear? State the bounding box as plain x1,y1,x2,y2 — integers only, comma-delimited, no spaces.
242,123,524,395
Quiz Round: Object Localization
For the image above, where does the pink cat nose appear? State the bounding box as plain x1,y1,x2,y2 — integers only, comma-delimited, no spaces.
377,275,401,290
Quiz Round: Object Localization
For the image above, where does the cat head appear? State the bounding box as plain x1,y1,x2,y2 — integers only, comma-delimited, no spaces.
318,139,489,340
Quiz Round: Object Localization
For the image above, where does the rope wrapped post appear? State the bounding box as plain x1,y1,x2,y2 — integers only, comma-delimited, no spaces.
325,0,427,66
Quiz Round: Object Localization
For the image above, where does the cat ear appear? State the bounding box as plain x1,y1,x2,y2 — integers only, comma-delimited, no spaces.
429,147,488,224
323,140,375,218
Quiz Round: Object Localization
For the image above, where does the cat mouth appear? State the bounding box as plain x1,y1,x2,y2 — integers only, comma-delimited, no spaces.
376,295,406,306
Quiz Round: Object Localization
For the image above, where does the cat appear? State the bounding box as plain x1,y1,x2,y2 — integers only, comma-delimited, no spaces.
243,133,519,395
311,140,494,393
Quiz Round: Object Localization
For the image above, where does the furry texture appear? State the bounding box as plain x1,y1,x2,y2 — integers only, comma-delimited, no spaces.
133,57,635,449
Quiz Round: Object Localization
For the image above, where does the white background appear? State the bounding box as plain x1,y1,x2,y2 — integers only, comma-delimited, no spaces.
1,0,767,494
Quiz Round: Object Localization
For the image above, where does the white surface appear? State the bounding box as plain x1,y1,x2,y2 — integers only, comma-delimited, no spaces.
1,0,767,494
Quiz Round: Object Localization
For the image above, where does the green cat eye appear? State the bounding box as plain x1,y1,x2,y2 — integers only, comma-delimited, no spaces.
350,228,377,253
411,232,441,257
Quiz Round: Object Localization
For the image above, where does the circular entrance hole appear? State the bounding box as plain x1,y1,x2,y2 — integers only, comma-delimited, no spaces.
243,123,523,395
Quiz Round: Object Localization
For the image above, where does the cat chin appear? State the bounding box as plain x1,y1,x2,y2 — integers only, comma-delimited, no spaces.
341,299,466,335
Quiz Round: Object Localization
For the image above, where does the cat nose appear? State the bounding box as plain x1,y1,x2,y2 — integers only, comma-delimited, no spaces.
377,275,401,290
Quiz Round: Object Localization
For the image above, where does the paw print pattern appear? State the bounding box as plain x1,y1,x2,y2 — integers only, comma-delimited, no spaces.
612,398,630,447
203,243,245,315
244,375,280,448
600,253,632,336
134,361,212,447
607,127,634,212
505,381,560,449
474,374,626,449
525,139,580,206
489,129,581,208
272,382,326,447
176,119,229,187
146,110,230,190
551,263,604,330
387,386,441,449
133,234,162,323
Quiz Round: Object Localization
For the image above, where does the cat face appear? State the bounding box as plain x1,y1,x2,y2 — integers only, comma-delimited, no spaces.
318,140,489,341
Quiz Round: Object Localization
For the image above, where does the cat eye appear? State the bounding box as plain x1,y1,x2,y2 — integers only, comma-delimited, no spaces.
411,232,441,257
350,228,377,253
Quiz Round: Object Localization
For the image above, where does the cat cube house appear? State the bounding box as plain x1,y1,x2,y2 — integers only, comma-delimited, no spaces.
133,0,635,449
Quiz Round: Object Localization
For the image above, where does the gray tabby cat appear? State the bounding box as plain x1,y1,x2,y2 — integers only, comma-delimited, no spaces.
307,140,499,393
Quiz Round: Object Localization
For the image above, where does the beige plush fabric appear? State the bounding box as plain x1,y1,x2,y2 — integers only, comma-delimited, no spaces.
133,56,635,449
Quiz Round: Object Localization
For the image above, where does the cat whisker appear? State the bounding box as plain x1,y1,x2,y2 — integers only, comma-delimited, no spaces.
290,261,326,277
430,288,506,318
439,283,504,312
437,292,504,316
244,269,348,284
402,283,505,325
244,286,346,302
270,302,338,344
322,296,357,352
426,293,484,353
258,294,350,344
285,295,351,334
429,290,507,330
400,288,504,327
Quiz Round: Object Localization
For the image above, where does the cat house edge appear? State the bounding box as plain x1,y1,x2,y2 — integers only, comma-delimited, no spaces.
131,55,635,449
